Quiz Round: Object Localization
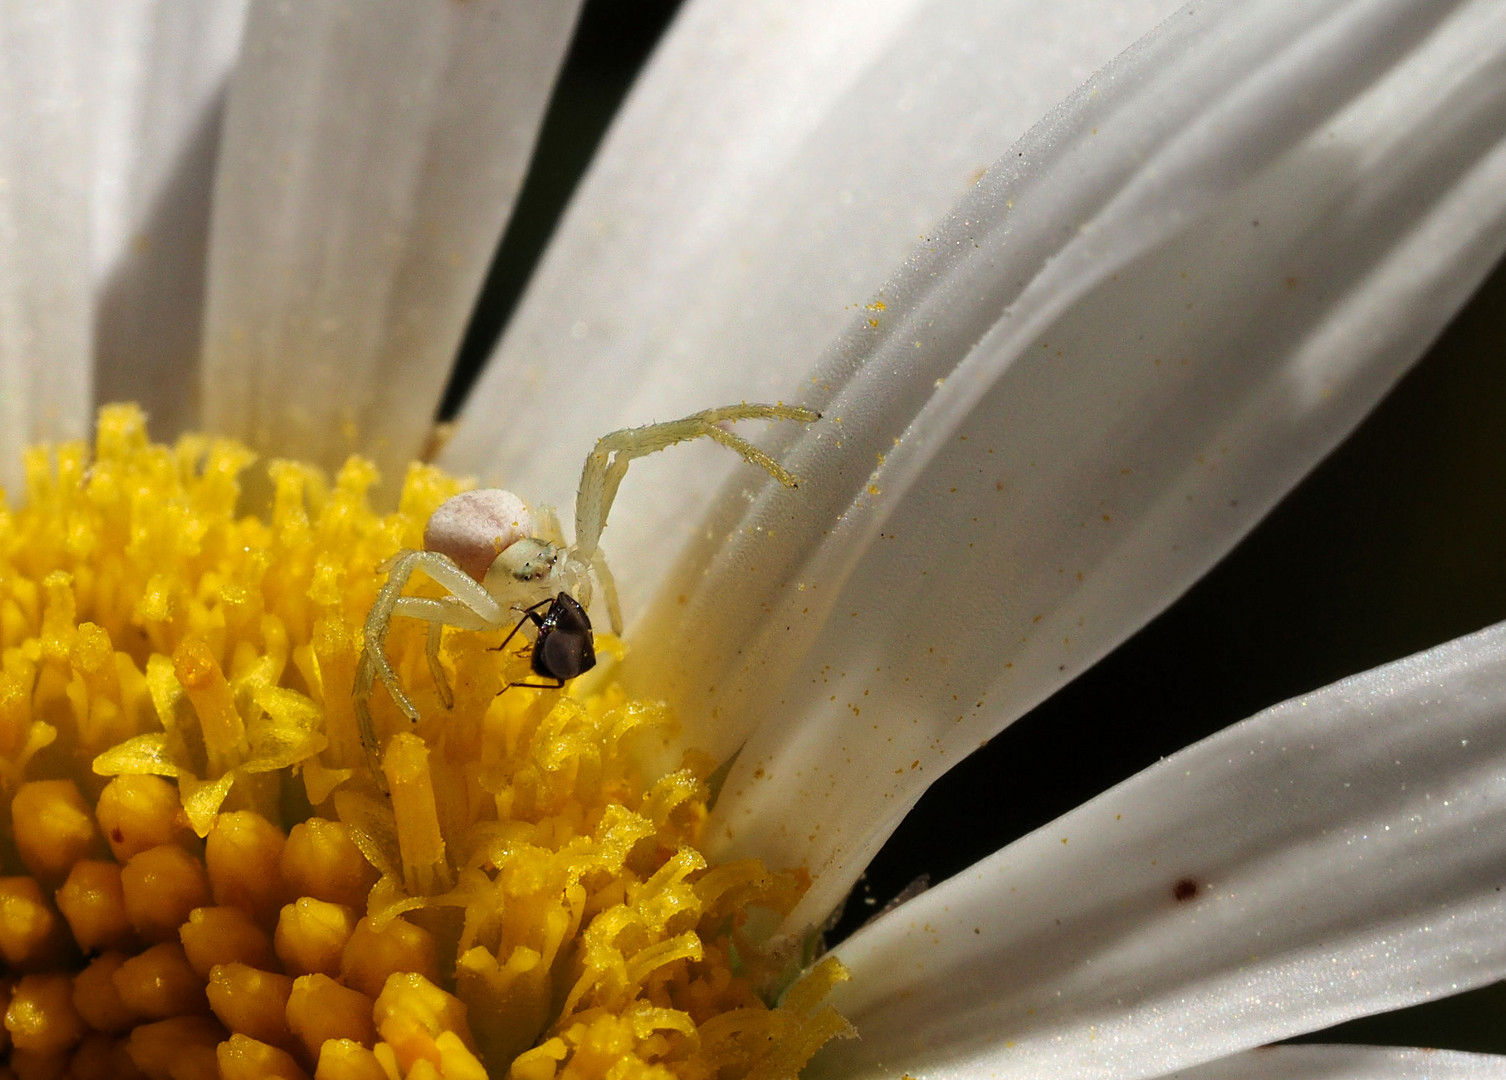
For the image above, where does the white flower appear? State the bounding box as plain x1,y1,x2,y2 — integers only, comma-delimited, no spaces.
3,1,1505,1078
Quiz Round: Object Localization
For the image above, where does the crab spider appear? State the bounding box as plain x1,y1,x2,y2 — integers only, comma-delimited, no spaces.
353,403,818,784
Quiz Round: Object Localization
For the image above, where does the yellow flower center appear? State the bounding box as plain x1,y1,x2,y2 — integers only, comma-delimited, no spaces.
0,405,849,1079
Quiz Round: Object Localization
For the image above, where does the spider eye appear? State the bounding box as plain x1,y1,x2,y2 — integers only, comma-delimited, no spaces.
493,537,559,583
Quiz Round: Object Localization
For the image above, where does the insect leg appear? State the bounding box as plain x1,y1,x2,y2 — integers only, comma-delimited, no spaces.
505,676,567,691
493,597,552,656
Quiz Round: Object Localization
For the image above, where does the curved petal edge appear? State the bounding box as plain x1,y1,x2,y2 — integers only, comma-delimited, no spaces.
623,0,1506,927
822,621,1506,1080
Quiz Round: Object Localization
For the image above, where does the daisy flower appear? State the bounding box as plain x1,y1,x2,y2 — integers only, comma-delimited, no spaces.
1,0,1504,1078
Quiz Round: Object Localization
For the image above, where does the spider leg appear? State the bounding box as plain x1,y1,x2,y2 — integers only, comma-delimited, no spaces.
534,505,567,546
392,595,507,629
590,548,623,635
360,555,508,720
425,622,449,710
355,550,424,785
355,550,514,791
404,555,513,624
572,403,817,563
387,594,509,709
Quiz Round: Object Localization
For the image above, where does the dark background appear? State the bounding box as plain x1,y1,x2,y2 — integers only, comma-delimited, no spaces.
445,0,1506,1053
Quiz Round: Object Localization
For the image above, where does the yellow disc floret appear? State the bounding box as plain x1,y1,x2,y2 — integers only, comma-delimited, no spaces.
0,406,850,1079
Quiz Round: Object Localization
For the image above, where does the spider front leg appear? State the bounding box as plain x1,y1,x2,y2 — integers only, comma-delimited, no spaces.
572,403,818,564
394,595,508,709
590,548,623,636
354,549,512,786
427,621,447,709
355,549,425,761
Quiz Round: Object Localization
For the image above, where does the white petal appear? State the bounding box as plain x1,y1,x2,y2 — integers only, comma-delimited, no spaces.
443,0,1183,605
623,0,1506,927
1155,1046,1506,1080
0,2,92,491
200,0,580,484
819,623,1506,1080
88,0,248,438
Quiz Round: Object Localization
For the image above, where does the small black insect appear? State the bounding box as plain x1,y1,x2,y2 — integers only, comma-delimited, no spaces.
498,592,597,689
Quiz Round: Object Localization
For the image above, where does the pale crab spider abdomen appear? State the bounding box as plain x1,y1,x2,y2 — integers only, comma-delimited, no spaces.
353,403,818,784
